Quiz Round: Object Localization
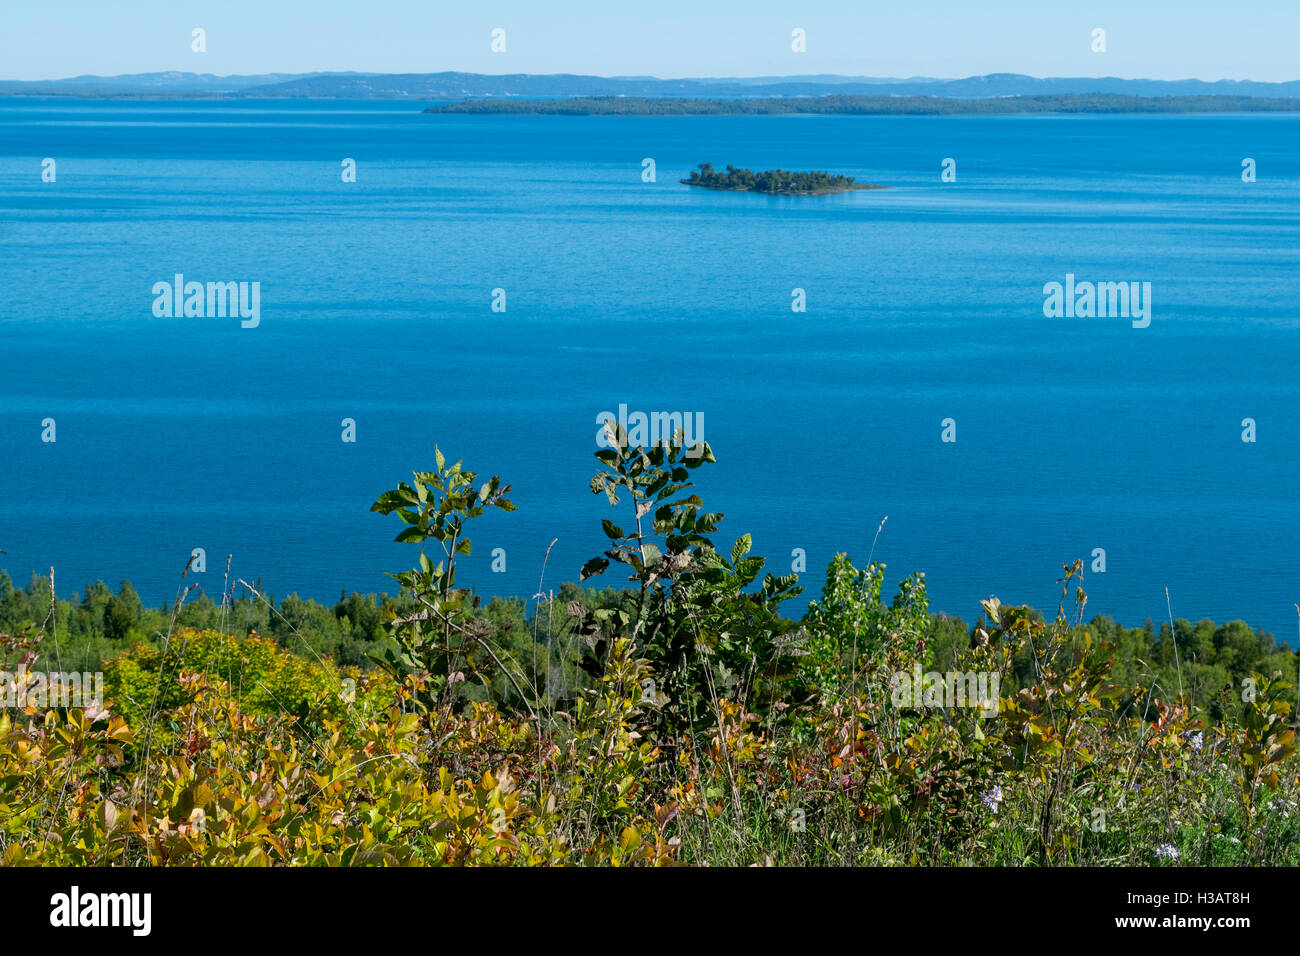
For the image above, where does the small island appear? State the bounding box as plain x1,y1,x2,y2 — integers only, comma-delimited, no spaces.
681,163,885,195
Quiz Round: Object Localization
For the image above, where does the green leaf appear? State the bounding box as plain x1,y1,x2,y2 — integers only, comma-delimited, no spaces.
580,557,610,581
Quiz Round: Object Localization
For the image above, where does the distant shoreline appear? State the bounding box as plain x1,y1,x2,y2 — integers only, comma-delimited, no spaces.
3,88,1299,117
425,93,1300,116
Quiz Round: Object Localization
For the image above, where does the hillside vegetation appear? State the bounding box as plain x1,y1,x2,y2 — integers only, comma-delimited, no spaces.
1,431,1297,866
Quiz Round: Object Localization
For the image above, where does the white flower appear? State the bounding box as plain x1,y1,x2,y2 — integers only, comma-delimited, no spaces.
981,787,1003,813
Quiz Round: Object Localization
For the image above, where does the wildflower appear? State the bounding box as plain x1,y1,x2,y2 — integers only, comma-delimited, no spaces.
1155,844,1178,860
981,786,1003,813
1182,730,1203,751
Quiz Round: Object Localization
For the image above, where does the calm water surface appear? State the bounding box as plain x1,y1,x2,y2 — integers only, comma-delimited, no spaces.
0,100,1297,635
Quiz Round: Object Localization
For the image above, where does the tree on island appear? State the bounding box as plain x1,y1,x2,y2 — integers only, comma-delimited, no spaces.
681,163,881,194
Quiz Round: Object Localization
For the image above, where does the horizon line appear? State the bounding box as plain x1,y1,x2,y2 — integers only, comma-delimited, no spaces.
4,70,1298,85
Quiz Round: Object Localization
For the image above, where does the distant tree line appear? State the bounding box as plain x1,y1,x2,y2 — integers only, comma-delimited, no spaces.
426,93,1300,116
2,566,1292,716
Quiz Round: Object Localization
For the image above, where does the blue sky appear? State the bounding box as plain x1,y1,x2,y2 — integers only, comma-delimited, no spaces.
3,0,1296,82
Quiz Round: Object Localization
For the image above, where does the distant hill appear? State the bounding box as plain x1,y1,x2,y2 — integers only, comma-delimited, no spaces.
2,70,1299,101
0,70,327,94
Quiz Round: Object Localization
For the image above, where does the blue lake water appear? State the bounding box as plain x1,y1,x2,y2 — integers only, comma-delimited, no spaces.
0,99,1297,636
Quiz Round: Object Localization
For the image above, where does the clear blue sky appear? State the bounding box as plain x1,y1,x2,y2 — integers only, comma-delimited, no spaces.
3,0,1295,82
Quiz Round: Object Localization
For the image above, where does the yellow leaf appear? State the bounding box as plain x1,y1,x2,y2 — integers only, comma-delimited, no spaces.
620,827,640,852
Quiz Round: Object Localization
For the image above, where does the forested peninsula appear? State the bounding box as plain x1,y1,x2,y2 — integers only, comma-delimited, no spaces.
424,93,1300,116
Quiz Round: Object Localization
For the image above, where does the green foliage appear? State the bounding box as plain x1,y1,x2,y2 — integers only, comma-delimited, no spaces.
803,554,928,699
575,420,800,737
0,569,411,672
4,443,1299,868
1235,675,1296,822
102,628,387,728
369,446,520,714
